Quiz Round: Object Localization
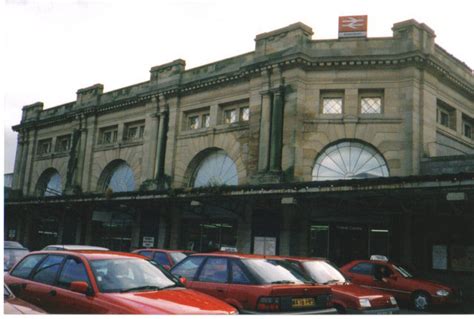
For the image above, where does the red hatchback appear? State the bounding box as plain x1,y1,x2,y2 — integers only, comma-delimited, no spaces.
281,257,399,314
4,250,237,314
131,249,189,270
170,252,337,314
340,259,462,311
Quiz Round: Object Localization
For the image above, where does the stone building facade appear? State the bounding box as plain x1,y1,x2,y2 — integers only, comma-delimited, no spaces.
6,20,474,279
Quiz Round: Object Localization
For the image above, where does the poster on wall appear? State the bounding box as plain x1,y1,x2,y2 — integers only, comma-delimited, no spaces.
253,236,276,256
451,245,474,272
142,236,155,248
432,245,447,270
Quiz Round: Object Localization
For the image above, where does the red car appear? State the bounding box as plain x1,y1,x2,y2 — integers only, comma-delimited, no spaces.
280,257,399,314
4,284,47,314
132,249,190,270
340,258,463,311
170,252,337,314
4,250,237,314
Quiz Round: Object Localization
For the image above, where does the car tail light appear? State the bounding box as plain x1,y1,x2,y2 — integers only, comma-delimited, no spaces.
257,297,280,312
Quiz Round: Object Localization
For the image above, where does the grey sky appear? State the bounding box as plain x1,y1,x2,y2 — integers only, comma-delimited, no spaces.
3,0,473,174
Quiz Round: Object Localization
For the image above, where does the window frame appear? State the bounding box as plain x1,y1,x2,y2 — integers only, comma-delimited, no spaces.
123,120,145,141
436,100,456,130
462,115,473,139
37,138,53,155
320,90,344,115
349,262,374,276
230,258,256,285
184,108,211,131
30,254,67,285
220,100,250,125
195,257,230,283
10,254,47,279
56,256,91,290
359,89,384,115
98,125,118,145
55,134,72,153
171,256,206,281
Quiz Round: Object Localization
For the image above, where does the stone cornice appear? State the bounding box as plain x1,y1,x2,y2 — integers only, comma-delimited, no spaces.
13,51,473,132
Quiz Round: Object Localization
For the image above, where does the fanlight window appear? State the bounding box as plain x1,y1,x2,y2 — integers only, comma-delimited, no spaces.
193,151,238,187
44,173,62,196
106,163,136,192
312,141,389,181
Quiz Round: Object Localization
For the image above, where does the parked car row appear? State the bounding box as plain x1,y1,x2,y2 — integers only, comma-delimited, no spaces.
3,241,463,314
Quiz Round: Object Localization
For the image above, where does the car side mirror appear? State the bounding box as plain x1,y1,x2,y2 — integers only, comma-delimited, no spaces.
178,276,187,285
163,265,171,271
70,281,90,295
389,274,397,281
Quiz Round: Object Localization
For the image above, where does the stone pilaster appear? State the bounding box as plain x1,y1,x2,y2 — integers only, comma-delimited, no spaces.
269,87,284,172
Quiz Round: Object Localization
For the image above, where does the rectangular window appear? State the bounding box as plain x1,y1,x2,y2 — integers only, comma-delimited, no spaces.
359,90,384,114
240,107,250,121
202,114,210,128
462,115,473,139
224,109,238,124
124,120,145,141
184,107,210,131
55,134,71,152
188,115,200,130
37,138,52,155
361,97,382,114
320,91,344,114
437,100,456,130
99,125,118,145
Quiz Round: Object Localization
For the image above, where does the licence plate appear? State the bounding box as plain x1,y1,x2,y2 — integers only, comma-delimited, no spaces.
292,298,315,308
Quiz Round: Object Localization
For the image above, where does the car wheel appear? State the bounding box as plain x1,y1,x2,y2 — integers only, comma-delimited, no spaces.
412,291,430,311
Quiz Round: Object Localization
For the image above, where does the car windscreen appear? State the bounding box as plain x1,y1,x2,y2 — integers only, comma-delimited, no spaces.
392,264,413,278
242,259,314,285
90,258,181,293
4,248,30,271
169,252,187,264
302,260,346,284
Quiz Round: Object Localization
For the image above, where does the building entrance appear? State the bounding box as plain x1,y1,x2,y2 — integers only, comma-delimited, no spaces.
310,222,390,266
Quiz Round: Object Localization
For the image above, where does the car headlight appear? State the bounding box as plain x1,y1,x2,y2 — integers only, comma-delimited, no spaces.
390,296,397,305
359,298,371,308
436,289,449,297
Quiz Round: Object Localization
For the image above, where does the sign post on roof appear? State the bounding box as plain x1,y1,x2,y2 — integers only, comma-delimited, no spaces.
338,15,368,38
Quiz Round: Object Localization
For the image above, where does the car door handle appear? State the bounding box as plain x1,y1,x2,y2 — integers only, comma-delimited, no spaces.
49,289,57,296
216,289,225,293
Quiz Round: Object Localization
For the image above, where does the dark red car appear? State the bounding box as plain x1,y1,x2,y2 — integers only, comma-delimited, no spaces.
4,250,237,314
170,252,337,314
280,257,399,314
340,259,462,311
131,249,190,270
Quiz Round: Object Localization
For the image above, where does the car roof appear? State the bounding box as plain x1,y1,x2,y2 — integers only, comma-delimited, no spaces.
42,245,109,251
280,256,328,262
349,259,393,266
190,252,275,259
4,241,27,249
26,250,148,261
132,249,189,253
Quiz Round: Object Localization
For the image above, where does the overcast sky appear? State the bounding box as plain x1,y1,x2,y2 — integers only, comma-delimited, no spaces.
2,0,473,174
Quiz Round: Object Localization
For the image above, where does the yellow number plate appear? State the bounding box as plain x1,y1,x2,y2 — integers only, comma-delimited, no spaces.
292,298,315,308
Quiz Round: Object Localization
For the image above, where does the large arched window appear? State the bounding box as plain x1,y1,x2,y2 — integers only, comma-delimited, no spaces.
99,160,136,192
36,169,62,196
312,141,389,181
191,150,238,187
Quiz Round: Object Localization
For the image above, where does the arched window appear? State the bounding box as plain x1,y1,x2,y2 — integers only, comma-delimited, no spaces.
192,150,238,187
312,141,389,181
99,161,136,192
36,169,62,196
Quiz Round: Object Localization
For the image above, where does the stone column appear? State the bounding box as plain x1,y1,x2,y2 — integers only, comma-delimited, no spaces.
156,214,168,248
269,88,284,171
74,115,88,188
236,204,253,253
168,208,182,249
130,211,142,250
12,131,26,190
155,104,169,180
24,129,38,195
279,202,295,256
258,70,271,172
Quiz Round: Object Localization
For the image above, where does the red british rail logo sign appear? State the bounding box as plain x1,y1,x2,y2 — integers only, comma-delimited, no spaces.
338,15,368,38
